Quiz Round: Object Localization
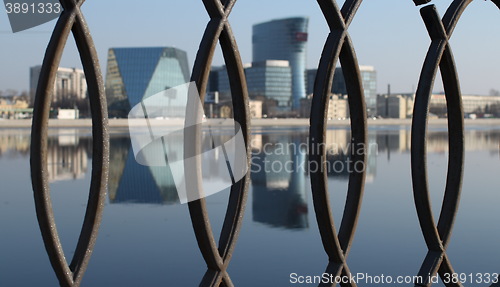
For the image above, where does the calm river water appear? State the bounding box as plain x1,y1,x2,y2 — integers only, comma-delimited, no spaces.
1,125,499,286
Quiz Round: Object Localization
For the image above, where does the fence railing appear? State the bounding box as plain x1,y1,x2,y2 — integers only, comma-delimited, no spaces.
29,0,499,286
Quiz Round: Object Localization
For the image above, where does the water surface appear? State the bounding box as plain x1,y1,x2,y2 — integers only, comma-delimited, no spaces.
1,126,499,286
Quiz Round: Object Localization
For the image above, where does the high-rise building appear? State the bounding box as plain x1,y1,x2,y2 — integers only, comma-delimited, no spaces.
30,65,87,106
245,60,292,110
207,61,288,117
334,66,377,115
252,17,309,111
207,68,220,93
306,69,317,95
211,66,231,102
105,47,190,117
306,66,377,116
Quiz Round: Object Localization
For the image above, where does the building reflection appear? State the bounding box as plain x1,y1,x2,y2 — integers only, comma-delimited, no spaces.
0,130,90,182
2,127,497,209
375,128,500,155
0,131,30,157
323,130,377,183
107,130,240,205
47,133,90,182
108,136,179,205
251,133,308,229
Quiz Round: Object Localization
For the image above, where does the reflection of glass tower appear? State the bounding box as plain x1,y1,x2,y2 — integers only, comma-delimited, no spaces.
105,47,190,117
251,134,308,229
252,17,309,111
108,137,179,205
107,131,241,205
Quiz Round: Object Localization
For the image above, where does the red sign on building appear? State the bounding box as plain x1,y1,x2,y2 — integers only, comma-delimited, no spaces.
295,32,308,42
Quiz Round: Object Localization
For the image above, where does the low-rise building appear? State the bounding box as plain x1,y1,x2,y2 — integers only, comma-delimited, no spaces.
0,98,31,119
30,66,87,106
430,94,500,117
249,100,263,119
377,94,414,119
300,93,349,119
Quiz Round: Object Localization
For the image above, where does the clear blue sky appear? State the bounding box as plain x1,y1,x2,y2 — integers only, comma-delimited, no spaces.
1,0,499,95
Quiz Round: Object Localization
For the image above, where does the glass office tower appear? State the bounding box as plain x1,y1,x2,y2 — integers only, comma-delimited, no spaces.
307,66,378,116
331,66,377,116
252,17,309,111
245,60,292,110
105,47,190,117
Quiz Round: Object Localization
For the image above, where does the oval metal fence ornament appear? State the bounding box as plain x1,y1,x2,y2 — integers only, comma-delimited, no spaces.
410,0,484,286
30,0,109,286
309,0,367,285
186,0,251,286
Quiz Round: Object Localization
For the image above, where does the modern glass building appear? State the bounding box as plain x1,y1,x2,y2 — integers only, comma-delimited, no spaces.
252,17,309,111
245,60,292,110
212,66,231,102
105,47,190,117
305,69,317,95
306,66,378,116
332,66,377,116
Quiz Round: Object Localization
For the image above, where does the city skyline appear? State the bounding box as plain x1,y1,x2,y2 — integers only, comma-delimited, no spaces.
1,1,499,96
12,54,499,120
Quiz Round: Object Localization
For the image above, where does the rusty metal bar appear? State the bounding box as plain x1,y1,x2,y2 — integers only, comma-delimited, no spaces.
30,0,109,286
411,1,471,286
187,0,250,286
309,0,367,286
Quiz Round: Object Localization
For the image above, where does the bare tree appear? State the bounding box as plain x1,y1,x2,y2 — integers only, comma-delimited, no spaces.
4,89,18,97
14,90,29,103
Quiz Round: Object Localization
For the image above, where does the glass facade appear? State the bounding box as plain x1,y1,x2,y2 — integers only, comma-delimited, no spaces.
307,66,378,116
252,17,309,111
216,66,231,101
245,61,292,109
105,47,190,117
332,66,377,115
305,69,317,95
360,66,378,114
